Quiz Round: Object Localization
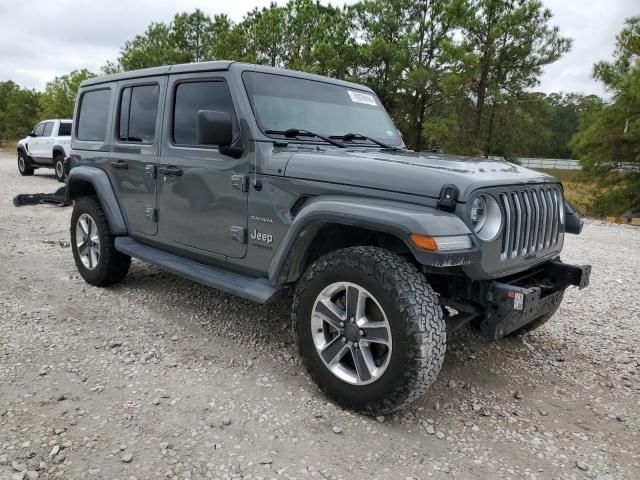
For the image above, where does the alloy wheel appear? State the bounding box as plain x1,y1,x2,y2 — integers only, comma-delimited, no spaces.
311,282,392,385
75,213,100,270
55,160,64,179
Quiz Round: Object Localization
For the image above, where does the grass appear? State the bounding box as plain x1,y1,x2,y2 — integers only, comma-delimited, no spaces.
533,168,599,215
0,140,17,152
533,168,621,217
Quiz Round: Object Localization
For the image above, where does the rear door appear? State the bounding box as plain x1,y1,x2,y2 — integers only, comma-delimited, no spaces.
109,77,166,236
156,72,249,258
40,121,55,163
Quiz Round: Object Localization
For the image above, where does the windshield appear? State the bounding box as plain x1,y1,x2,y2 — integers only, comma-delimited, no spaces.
242,71,402,147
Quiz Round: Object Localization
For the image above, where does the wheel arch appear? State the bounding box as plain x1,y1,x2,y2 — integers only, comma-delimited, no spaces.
52,146,66,159
17,145,29,158
66,166,128,235
268,196,479,285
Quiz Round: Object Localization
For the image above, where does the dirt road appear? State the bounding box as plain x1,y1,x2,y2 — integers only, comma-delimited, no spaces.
0,151,638,480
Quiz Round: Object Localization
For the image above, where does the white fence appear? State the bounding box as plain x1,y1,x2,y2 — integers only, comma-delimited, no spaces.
517,158,582,170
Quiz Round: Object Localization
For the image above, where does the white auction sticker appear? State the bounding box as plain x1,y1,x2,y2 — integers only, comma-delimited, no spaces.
513,292,524,311
347,90,377,106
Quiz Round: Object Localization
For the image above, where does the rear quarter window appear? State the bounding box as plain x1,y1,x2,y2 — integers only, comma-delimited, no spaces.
77,89,111,142
58,123,72,136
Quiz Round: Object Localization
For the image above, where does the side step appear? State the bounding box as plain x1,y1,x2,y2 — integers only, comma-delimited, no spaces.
114,237,277,304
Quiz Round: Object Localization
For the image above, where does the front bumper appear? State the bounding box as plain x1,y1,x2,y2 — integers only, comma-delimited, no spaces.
480,261,591,340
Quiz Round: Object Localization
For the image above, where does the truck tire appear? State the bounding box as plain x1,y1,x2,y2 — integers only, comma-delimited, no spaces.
54,154,65,182
292,246,446,415
71,196,131,286
511,292,564,335
18,152,34,176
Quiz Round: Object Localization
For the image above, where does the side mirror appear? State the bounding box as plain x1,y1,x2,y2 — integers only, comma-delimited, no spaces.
27,131,37,137
196,110,233,147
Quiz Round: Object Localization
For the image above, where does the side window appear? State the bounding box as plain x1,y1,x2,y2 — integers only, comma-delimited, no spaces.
118,84,159,143
58,123,72,136
42,122,54,137
33,123,46,136
77,89,111,142
173,81,236,146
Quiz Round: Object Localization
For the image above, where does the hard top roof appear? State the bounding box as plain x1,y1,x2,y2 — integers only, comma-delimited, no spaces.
79,61,373,92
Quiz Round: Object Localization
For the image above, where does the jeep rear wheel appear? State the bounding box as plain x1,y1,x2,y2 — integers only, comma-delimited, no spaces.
293,246,446,415
54,155,65,182
18,152,34,176
71,196,131,286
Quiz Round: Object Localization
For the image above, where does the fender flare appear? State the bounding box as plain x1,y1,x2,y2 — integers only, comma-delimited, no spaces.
66,166,128,235
52,145,67,158
268,196,480,285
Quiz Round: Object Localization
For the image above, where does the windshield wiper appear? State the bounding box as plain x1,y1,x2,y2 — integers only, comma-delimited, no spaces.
265,128,346,148
330,132,400,150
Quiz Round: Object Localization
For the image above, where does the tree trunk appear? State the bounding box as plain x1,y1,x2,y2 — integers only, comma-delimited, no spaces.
474,55,491,142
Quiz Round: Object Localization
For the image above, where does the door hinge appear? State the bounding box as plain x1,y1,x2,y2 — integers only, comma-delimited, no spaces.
231,174,249,192
145,164,157,179
229,226,246,244
145,207,158,222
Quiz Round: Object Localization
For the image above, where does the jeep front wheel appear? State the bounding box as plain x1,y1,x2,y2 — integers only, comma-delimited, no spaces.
293,246,446,415
71,196,131,286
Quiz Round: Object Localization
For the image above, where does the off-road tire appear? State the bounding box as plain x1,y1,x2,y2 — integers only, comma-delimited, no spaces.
293,246,446,415
512,292,564,335
18,152,34,176
54,154,65,182
71,196,131,286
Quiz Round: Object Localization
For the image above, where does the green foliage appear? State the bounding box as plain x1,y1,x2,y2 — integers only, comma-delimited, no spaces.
0,0,611,178
39,69,95,119
571,16,640,214
0,81,41,141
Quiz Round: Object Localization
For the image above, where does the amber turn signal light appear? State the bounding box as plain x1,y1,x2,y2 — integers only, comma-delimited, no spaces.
409,233,439,252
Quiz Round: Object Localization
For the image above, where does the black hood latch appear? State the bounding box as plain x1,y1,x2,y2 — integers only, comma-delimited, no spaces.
438,184,459,211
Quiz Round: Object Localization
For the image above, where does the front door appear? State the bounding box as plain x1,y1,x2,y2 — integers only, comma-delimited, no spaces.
109,77,166,236
28,122,47,160
156,73,249,259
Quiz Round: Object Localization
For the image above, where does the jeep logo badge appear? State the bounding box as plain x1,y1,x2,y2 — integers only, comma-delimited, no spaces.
250,229,273,244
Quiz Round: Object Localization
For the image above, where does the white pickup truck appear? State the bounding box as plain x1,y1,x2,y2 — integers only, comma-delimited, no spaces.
17,119,72,182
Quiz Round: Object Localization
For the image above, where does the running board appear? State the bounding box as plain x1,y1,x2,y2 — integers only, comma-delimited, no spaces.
114,237,277,303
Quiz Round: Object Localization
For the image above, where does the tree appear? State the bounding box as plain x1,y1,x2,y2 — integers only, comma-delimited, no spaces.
571,16,640,214
240,4,288,67
119,22,187,70
462,0,571,153
171,9,218,62
348,0,412,118
39,69,95,119
402,0,471,150
0,81,41,141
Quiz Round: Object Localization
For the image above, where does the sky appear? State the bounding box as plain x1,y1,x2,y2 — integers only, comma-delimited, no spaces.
0,0,636,97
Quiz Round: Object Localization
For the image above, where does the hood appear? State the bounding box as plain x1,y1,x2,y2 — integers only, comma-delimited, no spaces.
284,149,558,201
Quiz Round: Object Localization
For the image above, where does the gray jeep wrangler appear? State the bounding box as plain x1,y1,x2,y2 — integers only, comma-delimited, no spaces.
66,61,590,414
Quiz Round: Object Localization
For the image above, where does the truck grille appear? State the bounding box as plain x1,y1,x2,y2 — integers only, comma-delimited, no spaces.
498,186,564,260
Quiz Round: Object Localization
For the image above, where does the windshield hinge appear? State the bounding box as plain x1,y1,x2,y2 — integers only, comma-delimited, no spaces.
438,184,459,211
231,174,249,192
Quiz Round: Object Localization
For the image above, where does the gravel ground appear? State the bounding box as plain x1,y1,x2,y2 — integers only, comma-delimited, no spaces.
0,150,638,480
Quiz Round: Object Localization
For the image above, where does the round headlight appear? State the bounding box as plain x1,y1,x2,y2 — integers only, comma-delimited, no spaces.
470,194,502,241
470,196,487,230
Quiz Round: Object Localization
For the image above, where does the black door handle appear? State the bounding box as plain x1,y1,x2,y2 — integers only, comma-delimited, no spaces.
111,160,128,169
158,165,183,176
